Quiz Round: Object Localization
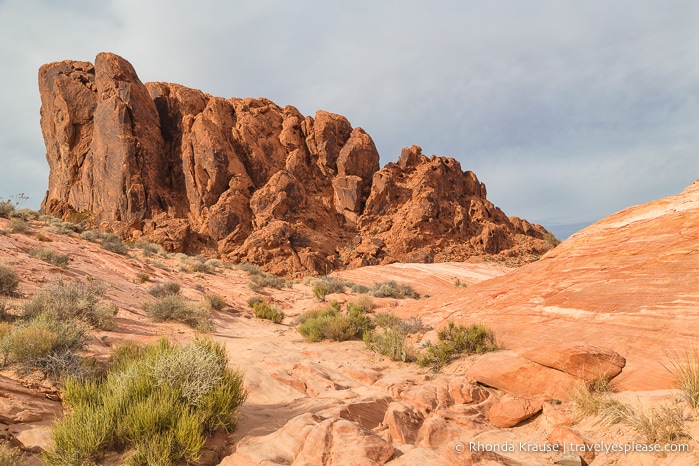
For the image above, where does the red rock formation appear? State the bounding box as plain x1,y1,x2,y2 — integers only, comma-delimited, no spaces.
39,53,553,275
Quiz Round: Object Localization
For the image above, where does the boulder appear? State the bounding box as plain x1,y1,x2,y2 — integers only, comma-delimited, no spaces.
518,343,625,384
467,351,579,400
487,397,543,428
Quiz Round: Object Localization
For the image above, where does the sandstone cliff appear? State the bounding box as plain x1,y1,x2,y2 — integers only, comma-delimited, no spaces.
39,53,553,275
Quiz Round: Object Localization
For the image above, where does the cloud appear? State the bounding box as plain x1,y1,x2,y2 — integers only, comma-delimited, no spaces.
0,1,697,231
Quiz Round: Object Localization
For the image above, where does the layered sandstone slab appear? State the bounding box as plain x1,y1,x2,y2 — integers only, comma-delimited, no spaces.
404,180,699,391
39,53,553,276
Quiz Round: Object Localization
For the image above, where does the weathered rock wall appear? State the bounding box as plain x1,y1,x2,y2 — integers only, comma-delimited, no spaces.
39,53,553,275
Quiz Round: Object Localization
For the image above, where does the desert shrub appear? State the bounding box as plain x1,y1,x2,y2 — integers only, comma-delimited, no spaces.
298,302,370,343
309,277,347,294
666,350,699,410
7,218,29,234
134,241,166,256
5,325,57,364
0,263,19,295
349,283,370,294
44,339,246,466
43,217,83,235
372,312,401,329
364,325,412,362
252,301,284,324
624,403,690,444
0,443,22,466
347,295,373,313
143,295,213,331
136,272,150,283
368,281,419,299
568,382,629,425
0,313,87,377
204,294,226,311
148,281,181,298
30,247,69,268
101,235,129,255
246,296,263,308
23,278,115,330
0,199,15,218
248,272,288,291
13,208,40,221
80,230,103,242
179,256,216,274
400,316,428,335
312,283,329,302
418,322,497,371
237,263,261,275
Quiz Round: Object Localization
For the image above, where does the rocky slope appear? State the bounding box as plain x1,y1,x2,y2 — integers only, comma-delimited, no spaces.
39,53,553,276
3,174,699,464
396,180,699,392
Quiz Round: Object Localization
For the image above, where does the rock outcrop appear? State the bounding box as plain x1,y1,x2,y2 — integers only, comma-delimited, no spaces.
39,53,553,275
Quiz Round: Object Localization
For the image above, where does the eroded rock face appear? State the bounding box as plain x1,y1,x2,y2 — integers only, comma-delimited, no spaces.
40,53,554,275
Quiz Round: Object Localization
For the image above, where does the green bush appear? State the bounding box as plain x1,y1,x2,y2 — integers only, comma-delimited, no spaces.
297,302,369,342
23,279,115,330
237,263,262,275
0,312,88,377
246,296,263,308
312,284,330,302
44,339,246,466
368,281,419,299
148,281,181,298
418,322,497,371
0,263,19,296
252,301,284,324
136,273,150,283
364,325,412,362
30,247,70,268
143,295,213,331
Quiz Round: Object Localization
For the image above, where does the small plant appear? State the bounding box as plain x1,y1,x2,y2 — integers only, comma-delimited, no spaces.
248,272,289,291
625,403,690,444
0,263,19,296
364,325,412,362
134,241,166,256
143,295,213,331
237,263,262,275
0,443,22,465
418,322,497,371
349,283,370,294
7,218,29,234
252,301,285,324
312,283,330,302
136,272,151,283
205,294,226,311
101,234,129,255
246,296,263,308
23,278,115,330
0,312,88,377
148,281,181,298
29,247,69,268
568,382,628,424
368,281,419,299
44,339,246,466
665,349,699,410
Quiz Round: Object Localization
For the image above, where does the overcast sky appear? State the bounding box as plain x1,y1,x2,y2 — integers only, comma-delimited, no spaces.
1,1,697,237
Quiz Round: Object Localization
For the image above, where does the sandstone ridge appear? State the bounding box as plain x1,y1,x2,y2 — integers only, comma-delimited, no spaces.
39,52,553,275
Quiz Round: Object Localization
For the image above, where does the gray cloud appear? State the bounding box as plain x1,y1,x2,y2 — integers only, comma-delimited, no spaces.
1,0,697,236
